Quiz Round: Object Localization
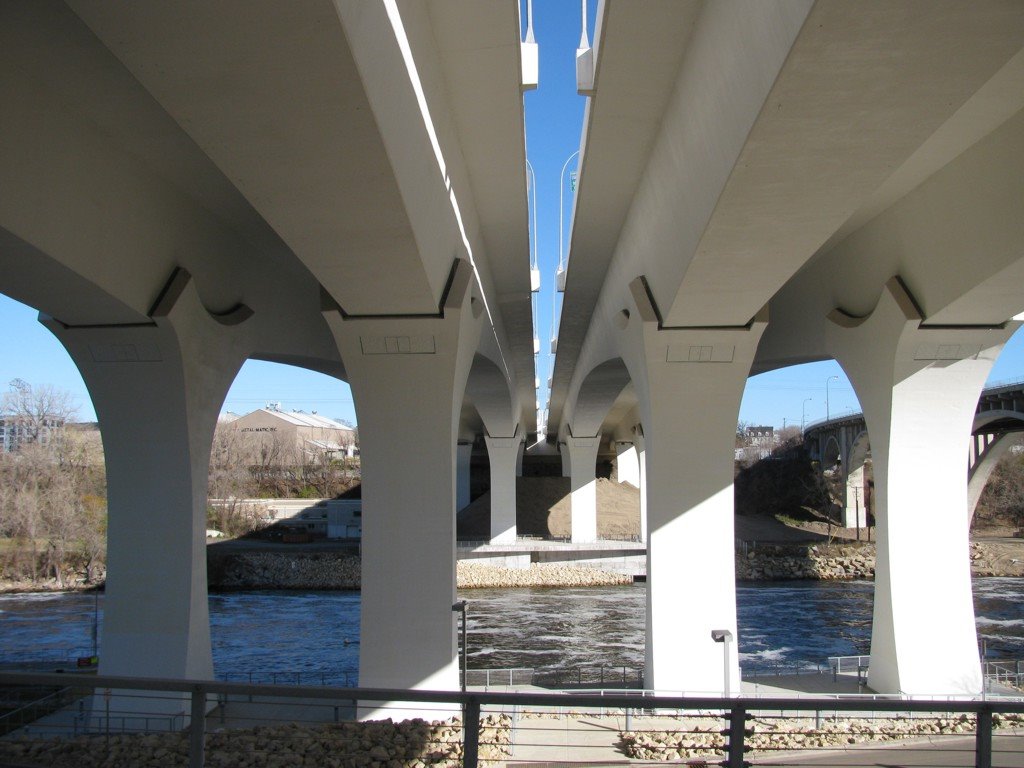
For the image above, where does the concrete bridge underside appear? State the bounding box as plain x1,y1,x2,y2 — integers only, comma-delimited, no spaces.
2,0,1023,705
547,0,1024,698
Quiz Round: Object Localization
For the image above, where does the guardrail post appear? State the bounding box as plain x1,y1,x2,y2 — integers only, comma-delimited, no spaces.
189,686,206,768
975,706,992,768
510,704,519,756
726,705,747,768
462,696,481,768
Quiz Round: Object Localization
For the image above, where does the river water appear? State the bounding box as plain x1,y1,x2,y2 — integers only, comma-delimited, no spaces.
0,579,1021,682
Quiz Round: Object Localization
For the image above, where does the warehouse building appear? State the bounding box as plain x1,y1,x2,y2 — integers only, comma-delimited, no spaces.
228,405,357,460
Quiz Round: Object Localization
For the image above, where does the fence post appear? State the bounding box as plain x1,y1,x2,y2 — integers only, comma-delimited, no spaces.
462,696,481,768
726,705,747,768
976,706,993,768
189,686,206,768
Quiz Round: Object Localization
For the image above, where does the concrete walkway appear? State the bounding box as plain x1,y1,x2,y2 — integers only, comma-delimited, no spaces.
498,673,1024,768
504,713,1024,768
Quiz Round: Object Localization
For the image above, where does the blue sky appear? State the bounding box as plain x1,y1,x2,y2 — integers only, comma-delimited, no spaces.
3,0,1024,428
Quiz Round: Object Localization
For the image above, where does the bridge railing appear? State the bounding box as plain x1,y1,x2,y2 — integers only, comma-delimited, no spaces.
802,377,1024,436
0,671,1022,768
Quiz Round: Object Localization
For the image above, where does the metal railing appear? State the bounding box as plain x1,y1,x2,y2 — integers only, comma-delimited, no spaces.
986,659,1024,692
829,654,872,675
466,665,644,690
217,670,358,687
0,684,83,736
0,672,1022,768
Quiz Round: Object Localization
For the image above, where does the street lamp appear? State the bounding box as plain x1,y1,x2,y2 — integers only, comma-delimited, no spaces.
556,150,580,291
801,398,812,436
452,601,468,692
825,375,839,422
710,629,733,697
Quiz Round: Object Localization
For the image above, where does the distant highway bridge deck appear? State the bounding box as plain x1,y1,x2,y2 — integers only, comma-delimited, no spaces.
805,378,1024,528
1,0,1023,713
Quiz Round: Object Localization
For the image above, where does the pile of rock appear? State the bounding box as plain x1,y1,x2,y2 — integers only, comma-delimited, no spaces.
619,712,1024,759
736,544,875,581
0,715,512,768
456,562,633,588
968,540,1024,576
208,552,361,590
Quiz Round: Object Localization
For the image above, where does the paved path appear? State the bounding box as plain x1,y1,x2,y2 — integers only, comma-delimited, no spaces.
498,674,1024,768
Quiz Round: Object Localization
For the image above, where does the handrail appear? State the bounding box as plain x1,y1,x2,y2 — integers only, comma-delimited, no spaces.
0,684,81,736
2,671,1022,713
1,671,1022,768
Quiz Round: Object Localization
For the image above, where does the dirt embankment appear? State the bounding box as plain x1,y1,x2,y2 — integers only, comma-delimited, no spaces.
457,476,640,540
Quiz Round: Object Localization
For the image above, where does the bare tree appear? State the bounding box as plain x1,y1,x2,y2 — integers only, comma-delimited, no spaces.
2,379,77,447
977,452,1024,532
0,383,106,585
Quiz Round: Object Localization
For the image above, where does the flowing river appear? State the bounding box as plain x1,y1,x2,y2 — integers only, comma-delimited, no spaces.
1,578,1021,682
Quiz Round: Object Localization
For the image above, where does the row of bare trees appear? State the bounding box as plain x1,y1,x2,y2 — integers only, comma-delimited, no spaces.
977,451,1024,532
0,381,106,586
0,380,360,585
208,422,358,501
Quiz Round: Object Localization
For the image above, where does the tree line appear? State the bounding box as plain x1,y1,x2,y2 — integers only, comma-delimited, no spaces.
0,381,359,586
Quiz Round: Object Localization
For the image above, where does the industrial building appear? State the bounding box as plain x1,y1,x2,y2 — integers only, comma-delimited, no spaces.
228,406,357,460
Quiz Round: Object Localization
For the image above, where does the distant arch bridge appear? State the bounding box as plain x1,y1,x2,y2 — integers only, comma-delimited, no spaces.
804,379,1024,528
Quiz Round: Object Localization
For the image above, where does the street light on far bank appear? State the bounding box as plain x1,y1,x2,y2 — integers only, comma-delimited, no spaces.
826,375,839,422
452,600,468,692
801,398,813,437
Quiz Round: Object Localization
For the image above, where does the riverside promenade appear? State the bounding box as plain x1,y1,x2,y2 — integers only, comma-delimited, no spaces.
3,669,1022,767
503,673,1024,767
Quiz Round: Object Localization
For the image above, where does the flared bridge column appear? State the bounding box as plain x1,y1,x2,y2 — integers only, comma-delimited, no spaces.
42,270,254,684
627,278,767,695
484,435,519,544
616,441,640,487
322,260,481,705
826,277,1018,696
566,435,600,543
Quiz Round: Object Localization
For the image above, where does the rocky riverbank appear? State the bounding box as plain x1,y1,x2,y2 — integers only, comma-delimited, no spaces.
205,550,632,590
619,712,1024,759
736,540,1024,581
0,715,512,768
203,540,1022,591
738,543,875,580
3,540,1020,594
207,551,362,590
457,561,633,588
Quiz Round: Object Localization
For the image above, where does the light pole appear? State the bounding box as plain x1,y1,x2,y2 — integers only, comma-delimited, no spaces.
825,375,838,422
557,150,580,289
801,398,812,437
710,629,733,697
452,601,468,692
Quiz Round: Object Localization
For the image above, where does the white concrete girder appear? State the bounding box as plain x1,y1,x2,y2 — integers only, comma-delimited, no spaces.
484,435,520,545
626,278,767,695
322,260,481,715
41,270,257,718
826,276,1019,696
